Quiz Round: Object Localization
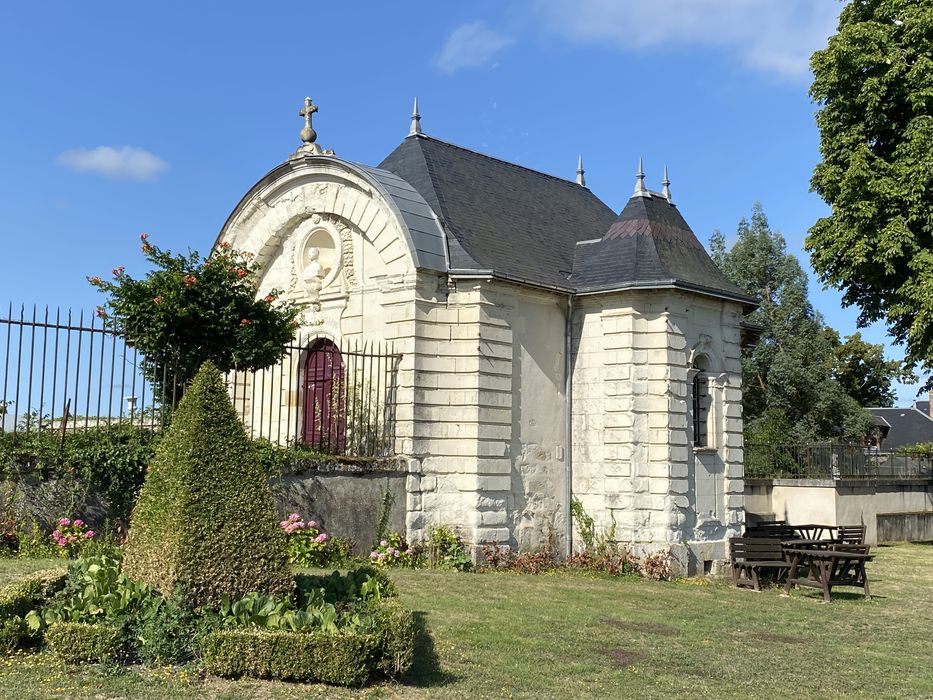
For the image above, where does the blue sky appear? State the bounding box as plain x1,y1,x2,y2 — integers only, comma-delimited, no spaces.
0,0,924,404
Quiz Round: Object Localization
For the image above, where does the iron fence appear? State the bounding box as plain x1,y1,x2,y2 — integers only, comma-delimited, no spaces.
0,304,401,458
745,442,933,480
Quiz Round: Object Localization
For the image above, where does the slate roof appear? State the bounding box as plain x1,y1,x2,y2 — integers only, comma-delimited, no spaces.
379,135,617,290
570,192,755,303
867,407,933,449
379,134,755,304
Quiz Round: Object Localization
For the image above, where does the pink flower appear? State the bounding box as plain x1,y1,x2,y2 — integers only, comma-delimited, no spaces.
183,274,198,286
370,551,379,559
308,520,318,529
59,518,71,527
112,266,125,276
140,232,149,241
153,295,163,305
52,530,61,539
235,267,247,279
73,519,84,527
240,318,251,327
380,540,388,547
95,307,107,319
84,531,95,538
289,513,301,521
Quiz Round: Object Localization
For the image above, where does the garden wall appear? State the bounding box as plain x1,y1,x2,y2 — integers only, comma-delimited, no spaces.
274,468,408,555
745,477,933,544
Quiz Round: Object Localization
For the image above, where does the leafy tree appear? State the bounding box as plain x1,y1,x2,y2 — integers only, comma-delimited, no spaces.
89,236,299,398
807,0,933,382
824,329,914,407
710,204,873,443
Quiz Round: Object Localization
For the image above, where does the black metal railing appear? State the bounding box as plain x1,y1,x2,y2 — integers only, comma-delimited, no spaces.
1,304,400,458
745,443,933,480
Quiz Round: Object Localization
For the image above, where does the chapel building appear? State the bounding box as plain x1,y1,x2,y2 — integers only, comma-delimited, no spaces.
216,99,757,573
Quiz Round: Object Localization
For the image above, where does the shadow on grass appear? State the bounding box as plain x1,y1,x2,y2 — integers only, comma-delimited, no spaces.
401,611,458,688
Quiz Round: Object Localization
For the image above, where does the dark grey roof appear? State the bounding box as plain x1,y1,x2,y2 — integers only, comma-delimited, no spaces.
914,399,930,416
378,135,755,304
570,192,756,304
378,135,617,290
867,407,933,449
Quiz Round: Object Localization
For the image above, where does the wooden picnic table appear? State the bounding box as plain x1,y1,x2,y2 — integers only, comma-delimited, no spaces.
781,539,836,551
782,547,874,603
792,524,836,540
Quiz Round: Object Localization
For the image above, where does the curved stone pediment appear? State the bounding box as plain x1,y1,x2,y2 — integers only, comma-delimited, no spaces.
215,155,447,309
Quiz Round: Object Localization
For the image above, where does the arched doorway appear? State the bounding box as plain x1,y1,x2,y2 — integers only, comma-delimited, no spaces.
302,338,345,452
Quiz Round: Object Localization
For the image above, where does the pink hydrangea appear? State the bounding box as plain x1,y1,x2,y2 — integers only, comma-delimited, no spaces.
59,518,71,527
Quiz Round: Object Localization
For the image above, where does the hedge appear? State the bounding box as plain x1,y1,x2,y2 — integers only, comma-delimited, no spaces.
0,568,68,651
372,598,416,678
122,363,292,606
0,568,68,619
200,629,379,686
45,622,121,664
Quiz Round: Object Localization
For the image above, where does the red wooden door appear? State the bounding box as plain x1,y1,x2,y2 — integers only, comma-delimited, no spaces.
302,339,345,452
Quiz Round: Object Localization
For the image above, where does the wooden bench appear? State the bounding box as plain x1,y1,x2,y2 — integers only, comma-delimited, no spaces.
744,525,798,540
730,537,789,591
836,526,866,544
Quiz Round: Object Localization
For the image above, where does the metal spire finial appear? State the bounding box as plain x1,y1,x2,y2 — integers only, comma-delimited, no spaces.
409,97,422,136
661,165,672,204
633,158,649,197
298,97,318,144
576,155,586,187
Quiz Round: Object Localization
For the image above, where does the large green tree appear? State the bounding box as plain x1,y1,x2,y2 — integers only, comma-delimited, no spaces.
824,328,913,406
807,0,933,382
711,204,874,443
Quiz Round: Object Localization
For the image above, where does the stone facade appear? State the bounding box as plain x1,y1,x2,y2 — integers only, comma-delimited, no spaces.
214,133,752,574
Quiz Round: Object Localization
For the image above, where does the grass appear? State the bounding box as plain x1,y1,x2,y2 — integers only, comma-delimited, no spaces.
0,543,931,699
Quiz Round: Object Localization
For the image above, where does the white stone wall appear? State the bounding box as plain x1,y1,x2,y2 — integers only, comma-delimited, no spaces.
403,279,568,553
571,290,745,573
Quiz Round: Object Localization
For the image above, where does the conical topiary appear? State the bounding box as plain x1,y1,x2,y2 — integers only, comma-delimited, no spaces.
122,362,292,606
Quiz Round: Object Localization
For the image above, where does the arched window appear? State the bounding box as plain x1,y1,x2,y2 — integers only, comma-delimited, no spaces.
691,355,710,448
303,338,345,452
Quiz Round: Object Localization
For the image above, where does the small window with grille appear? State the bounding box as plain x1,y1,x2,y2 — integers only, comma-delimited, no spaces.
692,357,710,448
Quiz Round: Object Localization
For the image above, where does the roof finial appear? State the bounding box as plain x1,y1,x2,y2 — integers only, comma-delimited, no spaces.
290,96,335,159
299,97,318,144
661,165,672,204
576,155,586,187
633,158,649,197
409,97,422,136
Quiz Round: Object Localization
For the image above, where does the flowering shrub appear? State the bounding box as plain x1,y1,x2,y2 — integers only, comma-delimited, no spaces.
88,235,300,399
50,518,95,557
369,532,416,568
280,513,331,568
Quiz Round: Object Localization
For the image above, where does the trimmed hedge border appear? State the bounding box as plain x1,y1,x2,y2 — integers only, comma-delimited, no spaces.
0,568,68,651
0,568,68,618
46,622,121,664
372,598,416,678
200,629,378,686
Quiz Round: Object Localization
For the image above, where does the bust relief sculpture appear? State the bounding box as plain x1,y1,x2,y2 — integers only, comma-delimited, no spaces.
301,246,324,293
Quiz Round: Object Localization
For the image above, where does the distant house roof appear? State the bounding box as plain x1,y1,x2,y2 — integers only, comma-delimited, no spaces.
867,407,933,449
379,134,755,304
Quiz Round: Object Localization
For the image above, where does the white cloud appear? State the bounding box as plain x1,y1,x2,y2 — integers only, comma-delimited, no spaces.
435,21,515,73
533,0,841,80
56,146,169,181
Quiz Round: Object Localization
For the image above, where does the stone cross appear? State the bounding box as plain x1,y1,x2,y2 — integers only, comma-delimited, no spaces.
298,97,318,144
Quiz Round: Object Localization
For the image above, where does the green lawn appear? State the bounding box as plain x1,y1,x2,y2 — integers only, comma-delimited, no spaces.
1,543,931,699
